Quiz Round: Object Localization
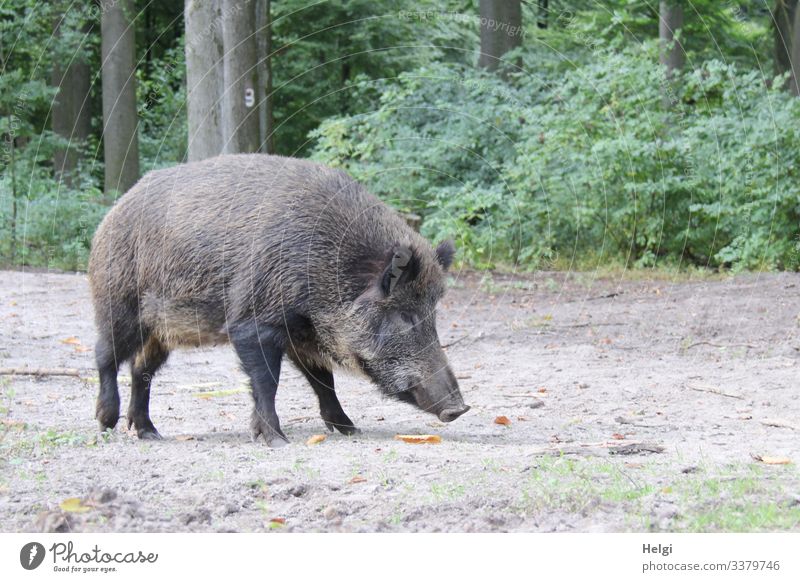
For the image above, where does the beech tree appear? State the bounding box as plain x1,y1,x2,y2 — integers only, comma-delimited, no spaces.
477,0,522,74
100,0,140,196
51,13,91,186
221,0,260,153
659,1,685,76
185,0,224,161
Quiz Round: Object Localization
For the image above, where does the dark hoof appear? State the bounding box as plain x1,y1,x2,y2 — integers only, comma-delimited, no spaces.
96,402,120,431
251,412,288,446
137,427,163,440
323,418,361,436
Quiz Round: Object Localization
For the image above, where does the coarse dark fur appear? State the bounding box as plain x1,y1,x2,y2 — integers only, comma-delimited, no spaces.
88,154,468,446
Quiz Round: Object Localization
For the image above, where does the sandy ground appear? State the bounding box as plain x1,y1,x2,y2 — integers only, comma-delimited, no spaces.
0,268,798,532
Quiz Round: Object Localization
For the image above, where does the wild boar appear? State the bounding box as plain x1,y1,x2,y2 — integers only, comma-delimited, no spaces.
88,154,469,446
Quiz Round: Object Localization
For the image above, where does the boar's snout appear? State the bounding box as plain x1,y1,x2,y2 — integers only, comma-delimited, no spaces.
402,361,469,423
438,404,470,423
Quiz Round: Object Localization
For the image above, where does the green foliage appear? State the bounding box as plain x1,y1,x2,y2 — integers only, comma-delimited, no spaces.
2,0,799,271
138,40,188,170
312,46,800,270
271,0,478,155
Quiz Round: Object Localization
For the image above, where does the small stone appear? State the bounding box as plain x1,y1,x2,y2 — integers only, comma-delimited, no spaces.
288,484,307,498
323,506,339,521
528,399,545,409
223,503,240,517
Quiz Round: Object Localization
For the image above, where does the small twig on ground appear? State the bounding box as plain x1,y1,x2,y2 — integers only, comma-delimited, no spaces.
441,335,469,349
760,418,799,431
585,292,622,301
554,322,627,329
608,442,665,456
284,416,315,425
687,382,744,400
685,341,756,350
0,367,81,377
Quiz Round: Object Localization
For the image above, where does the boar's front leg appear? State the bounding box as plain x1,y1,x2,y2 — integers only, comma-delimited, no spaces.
292,360,360,436
231,323,289,447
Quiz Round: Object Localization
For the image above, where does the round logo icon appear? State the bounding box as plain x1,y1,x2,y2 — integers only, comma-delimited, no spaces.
20,542,46,570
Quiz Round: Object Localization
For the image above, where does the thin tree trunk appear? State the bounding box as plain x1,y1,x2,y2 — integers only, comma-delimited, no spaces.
185,0,224,161
52,17,91,187
774,0,797,84
101,0,140,197
792,1,800,95
256,0,274,153
659,1,684,76
222,0,260,154
478,0,523,74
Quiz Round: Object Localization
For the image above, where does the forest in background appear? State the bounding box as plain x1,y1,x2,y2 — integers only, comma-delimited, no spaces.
1,0,800,271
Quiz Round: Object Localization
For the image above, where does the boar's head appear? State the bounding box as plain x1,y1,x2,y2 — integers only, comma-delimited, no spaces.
346,240,469,423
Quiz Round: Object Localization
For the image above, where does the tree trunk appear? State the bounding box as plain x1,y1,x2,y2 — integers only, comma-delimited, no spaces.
478,0,522,74
659,1,684,76
791,1,800,95
774,0,797,84
101,0,139,196
256,0,275,153
538,0,549,30
185,0,225,161
51,19,91,186
222,0,260,154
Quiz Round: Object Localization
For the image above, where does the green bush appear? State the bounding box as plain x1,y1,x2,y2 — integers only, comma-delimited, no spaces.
311,45,800,270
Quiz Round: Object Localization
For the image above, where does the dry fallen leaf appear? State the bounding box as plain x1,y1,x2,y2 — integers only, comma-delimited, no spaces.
494,415,512,426
269,517,286,525
394,434,442,444
175,435,195,441
752,455,792,465
537,387,547,394
611,433,625,440
349,475,367,484
306,434,327,445
60,336,81,345
74,346,92,353
59,497,92,513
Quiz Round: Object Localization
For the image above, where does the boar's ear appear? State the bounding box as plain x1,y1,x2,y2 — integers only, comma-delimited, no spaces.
380,244,420,296
435,240,456,271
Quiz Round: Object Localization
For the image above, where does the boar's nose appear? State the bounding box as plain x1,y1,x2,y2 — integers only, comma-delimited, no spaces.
438,404,470,423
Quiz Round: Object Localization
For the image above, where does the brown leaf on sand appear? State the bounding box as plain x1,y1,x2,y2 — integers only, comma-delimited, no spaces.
611,433,625,440
537,387,547,394
394,434,442,444
175,435,195,441
60,336,81,345
74,345,92,353
306,434,327,445
494,415,512,426
349,475,367,484
752,454,792,465
270,517,286,525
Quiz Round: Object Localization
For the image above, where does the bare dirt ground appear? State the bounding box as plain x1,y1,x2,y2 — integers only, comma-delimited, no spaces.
1,268,798,533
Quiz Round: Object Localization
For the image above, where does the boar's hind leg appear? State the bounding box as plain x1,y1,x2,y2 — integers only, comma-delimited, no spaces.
128,337,169,440
95,323,141,432
293,361,360,436
231,324,289,447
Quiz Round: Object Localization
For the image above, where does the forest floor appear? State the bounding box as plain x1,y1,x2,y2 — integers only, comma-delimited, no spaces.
1,268,798,533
